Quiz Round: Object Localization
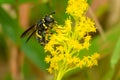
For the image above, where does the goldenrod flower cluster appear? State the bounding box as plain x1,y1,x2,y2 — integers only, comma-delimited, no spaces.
44,0,100,80
66,0,88,18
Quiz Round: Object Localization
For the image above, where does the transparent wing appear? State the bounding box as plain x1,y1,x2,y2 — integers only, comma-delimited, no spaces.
20,24,35,38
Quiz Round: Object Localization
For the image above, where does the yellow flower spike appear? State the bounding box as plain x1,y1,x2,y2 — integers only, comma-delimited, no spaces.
51,51,57,56
87,61,93,68
48,67,53,74
45,55,51,63
72,57,80,64
83,36,91,49
58,54,64,61
79,60,85,68
92,53,100,59
50,62,59,70
56,46,64,54
44,0,100,80
66,0,88,18
64,19,72,32
44,43,53,52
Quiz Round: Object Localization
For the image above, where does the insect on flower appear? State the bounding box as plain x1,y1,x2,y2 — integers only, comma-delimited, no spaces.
20,11,56,46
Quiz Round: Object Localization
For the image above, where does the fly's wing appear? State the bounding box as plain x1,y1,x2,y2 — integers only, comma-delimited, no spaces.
20,24,35,38
26,30,36,42
20,24,36,42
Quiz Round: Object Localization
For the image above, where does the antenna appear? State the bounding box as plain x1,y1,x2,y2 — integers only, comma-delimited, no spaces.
49,11,56,15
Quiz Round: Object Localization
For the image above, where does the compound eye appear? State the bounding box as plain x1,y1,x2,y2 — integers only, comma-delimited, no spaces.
45,15,54,23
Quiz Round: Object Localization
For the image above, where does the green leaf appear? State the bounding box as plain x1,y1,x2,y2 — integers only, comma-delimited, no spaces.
110,37,120,68
21,40,48,70
0,7,20,43
0,0,40,4
102,68,115,80
87,0,92,5
0,34,7,61
0,0,14,4
18,0,39,4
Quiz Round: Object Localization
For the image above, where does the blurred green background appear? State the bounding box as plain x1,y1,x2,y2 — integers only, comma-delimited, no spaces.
0,0,120,80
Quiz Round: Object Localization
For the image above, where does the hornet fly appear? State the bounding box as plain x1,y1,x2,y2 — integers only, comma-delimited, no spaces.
20,11,56,46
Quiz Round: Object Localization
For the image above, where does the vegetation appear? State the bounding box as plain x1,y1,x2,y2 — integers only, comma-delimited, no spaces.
0,0,120,80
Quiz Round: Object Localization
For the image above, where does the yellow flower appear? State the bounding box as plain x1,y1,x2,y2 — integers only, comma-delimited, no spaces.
48,67,53,74
79,60,85,68
44,0,100,80
66,0,88,18
45,55,51,63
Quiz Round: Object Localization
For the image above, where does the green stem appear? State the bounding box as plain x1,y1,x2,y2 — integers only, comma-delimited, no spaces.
54,66,66,80
57,71,63,80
